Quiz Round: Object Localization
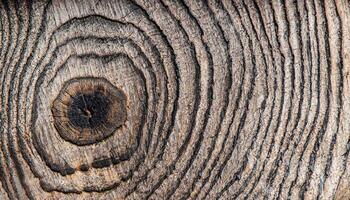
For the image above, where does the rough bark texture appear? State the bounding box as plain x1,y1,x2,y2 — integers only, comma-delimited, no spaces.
0,0,350,199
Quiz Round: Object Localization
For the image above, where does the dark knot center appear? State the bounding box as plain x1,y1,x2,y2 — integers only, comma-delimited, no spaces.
68,91,110,129
52,77,127,145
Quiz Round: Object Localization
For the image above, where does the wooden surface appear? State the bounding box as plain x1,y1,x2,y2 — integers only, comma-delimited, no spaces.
0,0,350,199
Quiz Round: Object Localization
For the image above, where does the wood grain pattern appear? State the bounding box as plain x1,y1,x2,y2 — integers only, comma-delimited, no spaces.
0,0,350,199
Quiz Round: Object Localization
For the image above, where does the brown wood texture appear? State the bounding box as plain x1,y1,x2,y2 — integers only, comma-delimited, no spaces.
1,0,350,199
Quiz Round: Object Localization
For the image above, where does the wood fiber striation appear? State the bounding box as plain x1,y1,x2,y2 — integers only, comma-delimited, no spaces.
0,0,349,199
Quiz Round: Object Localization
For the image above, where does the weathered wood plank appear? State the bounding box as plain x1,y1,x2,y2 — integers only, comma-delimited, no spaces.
0,0,349,199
